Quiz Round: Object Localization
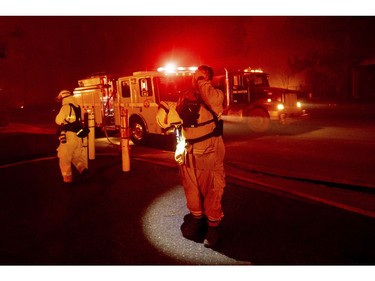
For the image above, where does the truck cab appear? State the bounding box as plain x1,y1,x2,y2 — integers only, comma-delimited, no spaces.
212,68,306,133
116,69,195,144
73,67,196,145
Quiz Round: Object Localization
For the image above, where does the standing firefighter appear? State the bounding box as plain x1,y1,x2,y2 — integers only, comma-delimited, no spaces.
157,65,226,248
55,89,89,186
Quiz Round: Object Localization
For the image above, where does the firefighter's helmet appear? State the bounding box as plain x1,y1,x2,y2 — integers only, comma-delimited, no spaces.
56,89,73,102
156,101,182,129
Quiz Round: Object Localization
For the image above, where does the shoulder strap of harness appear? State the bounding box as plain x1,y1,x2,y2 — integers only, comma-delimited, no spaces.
65,103,81,124
200,100,219,127
186,99,223,145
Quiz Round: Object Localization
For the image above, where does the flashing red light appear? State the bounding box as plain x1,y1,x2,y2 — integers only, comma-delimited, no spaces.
244,67,263,73
157,64,198,75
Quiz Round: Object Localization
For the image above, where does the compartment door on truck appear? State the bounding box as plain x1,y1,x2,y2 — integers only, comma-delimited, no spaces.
137,77,159,134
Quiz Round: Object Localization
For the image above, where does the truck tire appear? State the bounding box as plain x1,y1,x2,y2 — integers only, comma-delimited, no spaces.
245,108,270,133
130,116,147,145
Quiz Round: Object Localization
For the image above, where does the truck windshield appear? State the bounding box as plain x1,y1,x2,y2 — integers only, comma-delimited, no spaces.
241,73,270,87
154,75,193,103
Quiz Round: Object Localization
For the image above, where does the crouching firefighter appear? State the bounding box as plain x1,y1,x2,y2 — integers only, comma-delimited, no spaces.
55,89,90,186
156,65,226,248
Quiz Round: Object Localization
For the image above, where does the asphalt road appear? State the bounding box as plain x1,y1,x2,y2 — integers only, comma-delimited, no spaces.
1,104,375,266
1,135,375,265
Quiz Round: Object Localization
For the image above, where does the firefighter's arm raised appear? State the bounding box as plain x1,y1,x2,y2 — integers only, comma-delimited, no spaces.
193,68,224,111
196,79,224,114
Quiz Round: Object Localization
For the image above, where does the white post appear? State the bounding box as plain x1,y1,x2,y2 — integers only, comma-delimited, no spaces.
82,132,88,165
88,109,96,160
120,106,130,172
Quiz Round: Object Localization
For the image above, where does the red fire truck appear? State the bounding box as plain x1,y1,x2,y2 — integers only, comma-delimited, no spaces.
212,67,306,133
73,65,307,145
73,66,196,145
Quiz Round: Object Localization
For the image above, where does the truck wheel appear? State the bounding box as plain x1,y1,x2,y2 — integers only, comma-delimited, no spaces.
130,117,147,145
245,108,270,133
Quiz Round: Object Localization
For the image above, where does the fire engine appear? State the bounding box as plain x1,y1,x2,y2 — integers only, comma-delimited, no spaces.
212,67,306,133
73,65,307,145
73,66,197,145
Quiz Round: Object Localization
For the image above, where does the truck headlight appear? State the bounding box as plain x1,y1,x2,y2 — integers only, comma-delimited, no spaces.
277,103,284,111
297,101,302,108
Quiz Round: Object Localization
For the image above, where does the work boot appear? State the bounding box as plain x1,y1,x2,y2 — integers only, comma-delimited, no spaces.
204,226,220,248
80,169,89,179
60,175,73,187
77,168,90,184
59,180,74,187
180,214,207,242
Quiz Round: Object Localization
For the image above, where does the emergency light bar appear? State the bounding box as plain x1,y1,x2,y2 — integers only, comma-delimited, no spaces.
244,67,263,73
157,64,198,74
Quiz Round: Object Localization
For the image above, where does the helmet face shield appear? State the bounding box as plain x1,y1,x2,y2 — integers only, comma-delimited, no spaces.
56,90,73,102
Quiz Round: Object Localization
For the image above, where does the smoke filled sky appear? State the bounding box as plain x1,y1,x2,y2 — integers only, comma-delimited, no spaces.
1,16,375,107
